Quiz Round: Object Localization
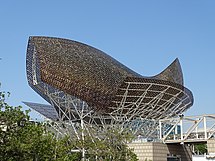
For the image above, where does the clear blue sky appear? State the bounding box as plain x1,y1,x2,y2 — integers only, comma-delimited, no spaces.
0,1,214,119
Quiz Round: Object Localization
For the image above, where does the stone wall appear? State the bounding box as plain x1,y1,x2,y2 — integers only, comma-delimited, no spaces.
128,142,192,161
207,139,215,154
128,142,154,161
167,144,192,161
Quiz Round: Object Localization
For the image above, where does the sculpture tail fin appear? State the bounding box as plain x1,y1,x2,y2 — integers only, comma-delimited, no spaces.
153,58,184,85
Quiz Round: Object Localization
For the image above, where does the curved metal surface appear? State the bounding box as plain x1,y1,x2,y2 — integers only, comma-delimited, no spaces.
152,58,184,85
26,36,193,116
27,36,141,111
25,36,194,139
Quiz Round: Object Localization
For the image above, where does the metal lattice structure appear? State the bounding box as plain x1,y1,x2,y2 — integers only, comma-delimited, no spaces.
23,102,59,121
25,36,194,139
159,114,215,144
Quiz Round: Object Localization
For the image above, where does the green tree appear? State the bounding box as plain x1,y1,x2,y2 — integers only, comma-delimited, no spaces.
0,90,81,161
194,143,207,155
0,87,138,161
73,126,138,161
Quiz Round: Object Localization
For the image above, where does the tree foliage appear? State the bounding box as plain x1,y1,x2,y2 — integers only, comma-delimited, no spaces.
0,91,80,161
194,143,207,155
77,127,139,161
0,88,138,161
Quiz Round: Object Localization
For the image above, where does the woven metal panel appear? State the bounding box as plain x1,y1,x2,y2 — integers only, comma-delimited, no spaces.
26,36,193,114
27,37,141,111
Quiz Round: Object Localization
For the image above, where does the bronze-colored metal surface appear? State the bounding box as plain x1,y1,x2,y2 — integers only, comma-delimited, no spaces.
26,36,193,114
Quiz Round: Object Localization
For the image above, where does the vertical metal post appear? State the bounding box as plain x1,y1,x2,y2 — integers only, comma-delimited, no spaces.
180,118,183,141
174,124,178,140
204,116,207,139
81,117,85,161
159,121,162,140
175,124,178,134
195,126,198,139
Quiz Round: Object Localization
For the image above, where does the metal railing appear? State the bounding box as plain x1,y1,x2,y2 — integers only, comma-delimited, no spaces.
159,114,215,144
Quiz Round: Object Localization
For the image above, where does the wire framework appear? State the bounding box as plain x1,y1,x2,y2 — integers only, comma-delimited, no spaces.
25,36,194,139
23,102,59,121
159,114,215,144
